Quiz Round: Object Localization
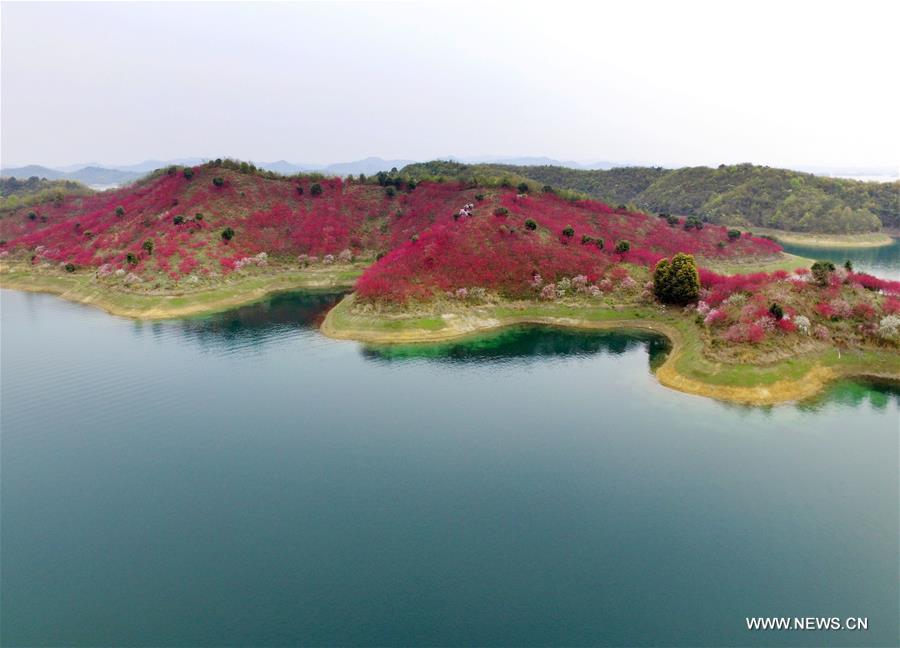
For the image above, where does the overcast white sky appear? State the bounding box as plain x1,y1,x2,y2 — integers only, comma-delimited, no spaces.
2,0,898,169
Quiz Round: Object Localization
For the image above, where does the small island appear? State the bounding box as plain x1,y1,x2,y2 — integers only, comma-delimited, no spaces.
2,161,898,404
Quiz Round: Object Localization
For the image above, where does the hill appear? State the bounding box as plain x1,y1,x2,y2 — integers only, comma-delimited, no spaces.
0,176,93,211
1,164,143,186
402,161,899,234
0,161,780,298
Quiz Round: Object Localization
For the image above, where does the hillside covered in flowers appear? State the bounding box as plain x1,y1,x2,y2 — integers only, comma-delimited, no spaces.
1,161,780,297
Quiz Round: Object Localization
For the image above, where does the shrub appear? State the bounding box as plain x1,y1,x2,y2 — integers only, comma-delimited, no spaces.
615,240,631,253
667,215,680,226
517,182,529,193
852,303,875,320
595,238,604,250
126,253,139,265
494,207,509,217
727,229,741,240
142,239,154,255
310,183,323,196
474,193,485,201
407,179,417,190
811,260,836,286
27,211,37,220
768,302,784,320
684,215,703,230
653,253,700,304
581,234,593,244
173,215,185,225
385,186,396,198
411,234,419,243
878,315,900,340
296,185,304,195
194,213,204,220
562,226,575,239
843,259,853,272
183,167,194,180
64,263,75,273
221,227,235,241
524,219,538,231
212,177,224,187
542,185,554,193
115,206,125,217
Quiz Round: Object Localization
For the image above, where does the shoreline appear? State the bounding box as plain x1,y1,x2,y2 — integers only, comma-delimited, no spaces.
751,229,895,249
3,268,897,407
0,264,361,320
321,294,900,406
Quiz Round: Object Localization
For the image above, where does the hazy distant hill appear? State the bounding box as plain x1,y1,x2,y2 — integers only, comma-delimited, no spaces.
1,164,142,186
402,161,898,234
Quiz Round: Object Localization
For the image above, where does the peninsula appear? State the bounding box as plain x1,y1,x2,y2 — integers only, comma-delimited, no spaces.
2,160,898,404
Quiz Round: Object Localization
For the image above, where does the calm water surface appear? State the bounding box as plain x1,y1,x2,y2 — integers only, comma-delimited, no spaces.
1,289,898,647
780,237,900,281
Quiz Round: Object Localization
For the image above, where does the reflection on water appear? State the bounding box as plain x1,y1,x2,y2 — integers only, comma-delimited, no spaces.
2,288,898,647
799,376,900,411
362,325,672,370
780,237,900,280
172,290,343,341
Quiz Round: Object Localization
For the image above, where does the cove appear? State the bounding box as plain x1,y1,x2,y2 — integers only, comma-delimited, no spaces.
778,236,900,281
1,288,898,647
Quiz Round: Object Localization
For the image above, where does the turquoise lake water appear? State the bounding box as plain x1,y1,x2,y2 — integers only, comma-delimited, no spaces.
779,237,900,281
1,289,898,646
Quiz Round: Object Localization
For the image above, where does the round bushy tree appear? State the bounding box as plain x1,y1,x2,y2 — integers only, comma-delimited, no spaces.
221,227,235,241
142,239,154,255
562,226,575,239
115,206,125,217
769,303,784,320
811,260,835,286
517,182,529,193
212,177,224,187
653,253,700,304
310,183,323,196
524,219,538,231
615,240,631,253
183,167,194,180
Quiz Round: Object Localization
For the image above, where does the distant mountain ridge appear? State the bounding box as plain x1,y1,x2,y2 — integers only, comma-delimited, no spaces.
0,165,143,186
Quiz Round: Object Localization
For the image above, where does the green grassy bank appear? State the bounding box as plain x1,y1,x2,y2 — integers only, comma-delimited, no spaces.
322,294,900,406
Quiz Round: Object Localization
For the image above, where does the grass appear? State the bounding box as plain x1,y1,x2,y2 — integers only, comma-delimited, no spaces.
322,294,900,405
750,228,895,248
0,262,364,319
703,252,814,275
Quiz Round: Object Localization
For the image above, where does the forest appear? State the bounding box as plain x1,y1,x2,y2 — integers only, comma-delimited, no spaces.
401,161,899,234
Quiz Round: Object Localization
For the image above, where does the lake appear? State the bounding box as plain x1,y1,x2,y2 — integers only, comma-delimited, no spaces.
779,237,900,281
1,289,898,647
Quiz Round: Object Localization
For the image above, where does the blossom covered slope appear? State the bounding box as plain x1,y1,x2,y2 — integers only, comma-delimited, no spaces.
1,162,779,297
